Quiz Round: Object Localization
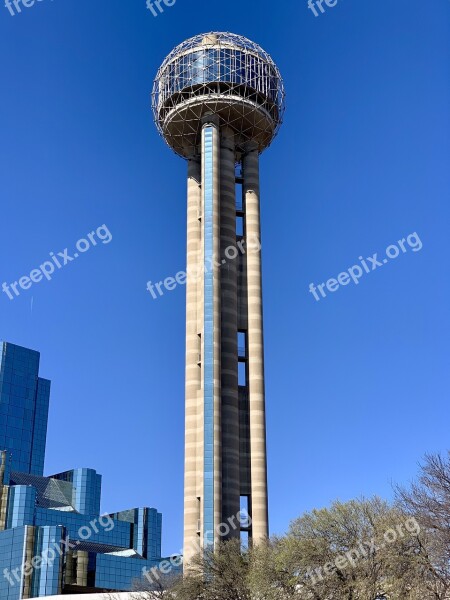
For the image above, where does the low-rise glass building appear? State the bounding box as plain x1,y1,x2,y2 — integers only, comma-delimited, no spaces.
0,342,179,599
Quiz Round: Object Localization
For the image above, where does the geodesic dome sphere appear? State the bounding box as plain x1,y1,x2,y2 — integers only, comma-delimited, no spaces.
152,32,286,159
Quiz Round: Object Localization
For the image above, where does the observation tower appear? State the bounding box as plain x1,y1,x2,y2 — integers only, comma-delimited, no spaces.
152,32,285,564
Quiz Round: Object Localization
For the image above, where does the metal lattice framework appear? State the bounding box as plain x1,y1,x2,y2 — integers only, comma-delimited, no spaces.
152,32,286,159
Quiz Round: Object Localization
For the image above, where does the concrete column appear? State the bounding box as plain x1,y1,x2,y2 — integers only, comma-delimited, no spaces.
0,487,8,531
183,156,202,565
76,551,88,587
220,127,240,534
0,450,6,484
65,551,76,584
243,146,269,542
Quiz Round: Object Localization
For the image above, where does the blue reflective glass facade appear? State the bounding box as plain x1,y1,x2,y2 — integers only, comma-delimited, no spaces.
0,342,171,598
34,508,131,547
0,463,168,597
203,126,215,549
31,526,64,598
6,486,36,529
146,507,162,560
52,468,101,515
30,379,49,476
0,343,50,476
109,507,162,560
95,553,140,591
95,554,172,591
0,526,29,600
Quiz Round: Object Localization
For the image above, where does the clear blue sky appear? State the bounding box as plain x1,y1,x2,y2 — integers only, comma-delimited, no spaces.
0,0,448,556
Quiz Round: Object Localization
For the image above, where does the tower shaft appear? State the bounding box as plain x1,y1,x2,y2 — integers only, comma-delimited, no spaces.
183,122,268,564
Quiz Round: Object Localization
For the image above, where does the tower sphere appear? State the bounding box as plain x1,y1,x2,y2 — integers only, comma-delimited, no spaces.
152,32,286,159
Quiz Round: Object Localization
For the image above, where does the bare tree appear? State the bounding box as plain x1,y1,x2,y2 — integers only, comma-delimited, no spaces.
174,539,251,600
249,536,303,600
258,497,429,600
129,570,181,599
395,452,450,599
105,570,180,600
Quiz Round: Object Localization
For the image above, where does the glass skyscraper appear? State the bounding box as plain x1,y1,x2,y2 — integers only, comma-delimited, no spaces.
0,342,177,599
0,343,50,476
